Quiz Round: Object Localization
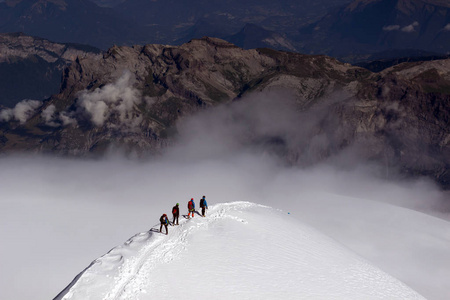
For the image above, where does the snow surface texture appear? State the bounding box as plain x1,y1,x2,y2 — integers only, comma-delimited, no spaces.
56,202,424,300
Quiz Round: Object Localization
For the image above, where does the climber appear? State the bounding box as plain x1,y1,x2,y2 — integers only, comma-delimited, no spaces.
172,203,180,225
199,195,208,217
160,213,169,235
187,198,195,218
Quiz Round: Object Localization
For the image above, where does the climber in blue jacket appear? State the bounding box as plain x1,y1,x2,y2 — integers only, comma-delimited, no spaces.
200,195,208,217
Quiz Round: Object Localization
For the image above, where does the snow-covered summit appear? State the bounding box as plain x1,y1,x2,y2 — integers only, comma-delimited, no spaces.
55,202,423,300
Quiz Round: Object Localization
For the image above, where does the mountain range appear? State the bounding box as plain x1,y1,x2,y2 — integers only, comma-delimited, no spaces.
2,0,449,60
0,0,449,189
0,37,448,188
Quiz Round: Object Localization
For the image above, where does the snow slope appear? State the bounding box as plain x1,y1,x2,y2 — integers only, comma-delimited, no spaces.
55,202,424,300
286,192,450,300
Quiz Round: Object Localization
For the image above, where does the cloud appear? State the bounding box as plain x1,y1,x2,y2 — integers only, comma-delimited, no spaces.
401,21,419,32
443,23,450,31
0,99,42,123
41,104,59,127
76,71,142,127
383,22,419,33
168,90,357,168
383,25,400,31
47,71,144,130
59,111,78,126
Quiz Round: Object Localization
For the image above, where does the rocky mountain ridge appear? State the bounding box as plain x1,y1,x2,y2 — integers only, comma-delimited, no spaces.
0,37,448,188
0,32,100,64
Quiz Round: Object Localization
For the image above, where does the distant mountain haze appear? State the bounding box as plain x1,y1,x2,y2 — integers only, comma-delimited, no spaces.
227,23,297,52
1,0,449,58
114,0,353,44
0,0,354,49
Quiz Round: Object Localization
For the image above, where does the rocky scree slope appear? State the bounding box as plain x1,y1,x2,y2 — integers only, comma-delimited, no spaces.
0,37,448,187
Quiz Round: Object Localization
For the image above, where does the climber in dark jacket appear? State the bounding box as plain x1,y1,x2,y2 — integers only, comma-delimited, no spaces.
200,195,208,217
160,214,169,235
172,203,180,225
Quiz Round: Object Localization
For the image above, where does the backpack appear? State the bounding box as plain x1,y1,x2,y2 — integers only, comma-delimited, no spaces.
172,206,179,214
200,199,205,207
160,215,167,224
188,201,194,210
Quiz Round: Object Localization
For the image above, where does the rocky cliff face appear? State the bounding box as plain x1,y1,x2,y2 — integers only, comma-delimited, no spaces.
0,37,448,187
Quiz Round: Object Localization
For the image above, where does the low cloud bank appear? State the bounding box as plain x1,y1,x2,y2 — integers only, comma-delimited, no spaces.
169,89,448,214
168,90,355,167
0,90,449,300
0,153,448,300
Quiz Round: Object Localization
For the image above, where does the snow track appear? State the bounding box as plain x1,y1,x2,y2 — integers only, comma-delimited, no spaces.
56,202,259,300
56,202,424,300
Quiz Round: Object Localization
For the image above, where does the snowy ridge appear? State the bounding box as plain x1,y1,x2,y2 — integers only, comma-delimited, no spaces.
55,202,260,300
55,202,424,300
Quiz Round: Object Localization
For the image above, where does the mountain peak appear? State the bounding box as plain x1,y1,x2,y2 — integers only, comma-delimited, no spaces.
55,202,425,300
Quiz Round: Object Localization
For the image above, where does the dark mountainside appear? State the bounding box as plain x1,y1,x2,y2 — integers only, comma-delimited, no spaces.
0,0,149,49
0,0,352,51
113,0,351,45
91,0,125,7
0,37,448,188
300,0,450,60
0,32,101,107
356,53,450,73
1,0,449,62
